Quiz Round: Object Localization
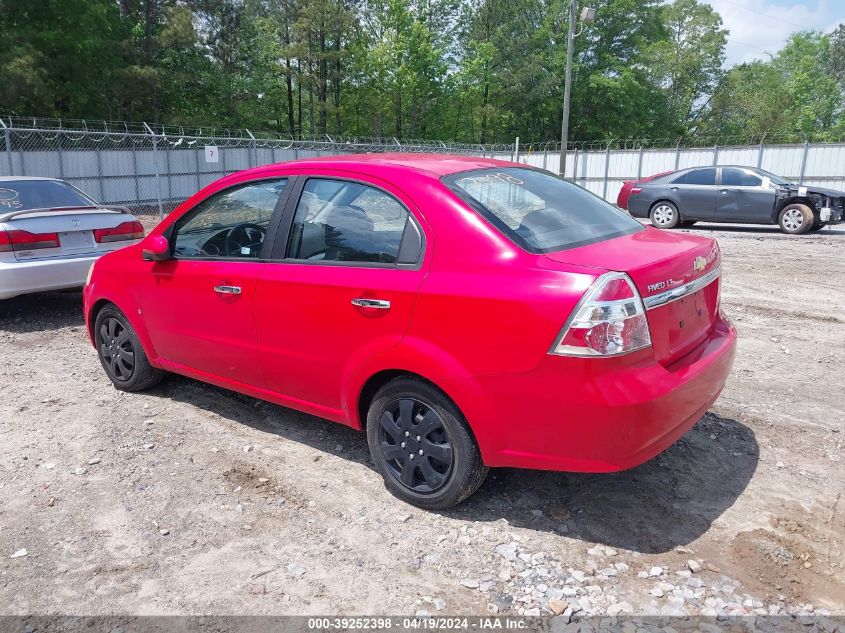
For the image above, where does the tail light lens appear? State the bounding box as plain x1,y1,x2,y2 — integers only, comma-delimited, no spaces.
94,221,145,243
550,272,652,356
0,229,60,252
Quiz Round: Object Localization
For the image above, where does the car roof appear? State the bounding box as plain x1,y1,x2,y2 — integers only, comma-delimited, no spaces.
0,176,62,182
240,153,518,179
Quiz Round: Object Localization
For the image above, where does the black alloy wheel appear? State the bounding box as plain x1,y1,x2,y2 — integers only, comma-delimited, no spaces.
99,316,135,381
378,398,454,493
367,376,488,509
94,304,164,392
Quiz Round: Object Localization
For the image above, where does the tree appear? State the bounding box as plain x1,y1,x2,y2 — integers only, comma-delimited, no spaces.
649,0,727,135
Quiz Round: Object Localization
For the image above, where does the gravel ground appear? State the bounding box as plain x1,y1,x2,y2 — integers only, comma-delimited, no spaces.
0,223,842,618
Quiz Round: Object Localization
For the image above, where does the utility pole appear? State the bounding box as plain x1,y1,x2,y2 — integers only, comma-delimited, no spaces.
559,0,576,178
559,4,595,179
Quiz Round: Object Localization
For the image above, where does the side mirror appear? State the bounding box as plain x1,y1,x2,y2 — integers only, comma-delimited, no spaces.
142,235,171,261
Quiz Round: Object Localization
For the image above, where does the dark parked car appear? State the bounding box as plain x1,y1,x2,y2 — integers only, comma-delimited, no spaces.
627,166,844,234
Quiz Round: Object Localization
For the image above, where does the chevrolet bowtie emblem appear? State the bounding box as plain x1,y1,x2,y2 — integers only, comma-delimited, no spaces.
693,256,707,272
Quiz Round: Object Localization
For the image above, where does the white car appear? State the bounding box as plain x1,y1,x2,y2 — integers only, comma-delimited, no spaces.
0,177,145,300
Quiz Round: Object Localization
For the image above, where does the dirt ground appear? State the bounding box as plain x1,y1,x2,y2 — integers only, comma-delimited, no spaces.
0,222,842,618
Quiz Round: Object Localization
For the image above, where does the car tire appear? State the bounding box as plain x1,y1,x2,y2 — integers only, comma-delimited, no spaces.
366,377,488,509
650,202,680,229
809,222,827,232
94,304,164,392
778,203,814,234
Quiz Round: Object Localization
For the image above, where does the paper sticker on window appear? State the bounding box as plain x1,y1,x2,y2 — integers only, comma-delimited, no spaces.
798,186,807,196
240,246,251,255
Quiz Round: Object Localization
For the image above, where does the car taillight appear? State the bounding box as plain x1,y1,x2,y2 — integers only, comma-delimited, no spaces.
550,272,651,356
94,221,145,243
630,187,643,195
0,229,60,252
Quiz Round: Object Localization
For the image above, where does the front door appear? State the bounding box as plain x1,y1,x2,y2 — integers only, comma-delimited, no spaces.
140,179,289,386
254,175,428,413
716,167,776,222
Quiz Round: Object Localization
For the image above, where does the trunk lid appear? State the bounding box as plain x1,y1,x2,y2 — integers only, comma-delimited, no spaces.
2,208,137,262
545,228,721,364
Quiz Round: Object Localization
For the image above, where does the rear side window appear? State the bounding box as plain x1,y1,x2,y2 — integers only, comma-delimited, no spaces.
722,168,762,187
443,168,642,253
0,180,95,212
675,168,716,186
287,179,414,264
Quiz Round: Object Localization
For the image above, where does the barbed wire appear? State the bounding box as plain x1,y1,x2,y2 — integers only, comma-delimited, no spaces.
2,116,843,152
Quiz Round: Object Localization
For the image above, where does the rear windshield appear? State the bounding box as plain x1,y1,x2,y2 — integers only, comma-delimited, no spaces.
443,168,643,253
0,180,95,212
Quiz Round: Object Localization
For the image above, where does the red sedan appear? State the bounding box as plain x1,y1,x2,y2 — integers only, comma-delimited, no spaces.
83,154,736,509
617,170,675,210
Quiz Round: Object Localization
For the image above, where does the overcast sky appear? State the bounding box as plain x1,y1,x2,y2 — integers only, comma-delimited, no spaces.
701,0,844,66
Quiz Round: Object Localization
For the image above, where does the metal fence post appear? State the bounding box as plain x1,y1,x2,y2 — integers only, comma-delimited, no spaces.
799,140,809,185
712,145,719,166
3,123,13,176
572,147,579,183
144,123,164,219
247,129,257,167
674,144,681,170
756,142,764,168
130,136,140,207
602,143,611,200
637,145,644,179
514,137,520,163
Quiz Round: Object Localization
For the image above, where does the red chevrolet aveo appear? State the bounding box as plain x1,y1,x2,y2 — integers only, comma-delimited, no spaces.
84,154,736,508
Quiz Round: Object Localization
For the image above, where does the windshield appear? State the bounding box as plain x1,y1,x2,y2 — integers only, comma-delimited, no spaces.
0,180,96,212
443,168,643,253
753,168,792,186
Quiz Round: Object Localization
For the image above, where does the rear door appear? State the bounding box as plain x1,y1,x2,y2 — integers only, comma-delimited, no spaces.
716,167,776,222
253,173,428,412
140,178,289,386
671,168,717,219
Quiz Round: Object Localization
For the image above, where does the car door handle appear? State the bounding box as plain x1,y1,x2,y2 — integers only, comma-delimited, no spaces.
670,186,678,191
213,285,242,295
719,189,730,194
351,298,391,309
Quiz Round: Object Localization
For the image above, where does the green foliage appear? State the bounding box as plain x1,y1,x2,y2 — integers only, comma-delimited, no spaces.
0,0,842,143
700,31,845,142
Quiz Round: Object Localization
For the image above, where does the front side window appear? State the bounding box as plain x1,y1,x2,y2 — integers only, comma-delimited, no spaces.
287,179,411,264
682,168,717,186
721,168,762,187
443,168,642,253
173,179,287,259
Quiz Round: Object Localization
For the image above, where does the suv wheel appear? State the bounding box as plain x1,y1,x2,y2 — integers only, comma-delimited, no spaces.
778,203,814,234
650,202,680,229
94,304,164,392
366,377,488,509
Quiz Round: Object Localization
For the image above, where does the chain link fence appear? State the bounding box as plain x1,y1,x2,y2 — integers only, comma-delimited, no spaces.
2,116,844,222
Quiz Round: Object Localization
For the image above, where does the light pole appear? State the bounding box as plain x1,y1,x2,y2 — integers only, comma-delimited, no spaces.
559,4,596,178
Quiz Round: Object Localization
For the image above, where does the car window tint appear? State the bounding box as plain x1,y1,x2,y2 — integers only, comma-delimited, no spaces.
173,179,287,259
671,172,688,184
444,168,643,253
287,179,410,264
684,168,716,186
722,168,762,187
0,180,95,212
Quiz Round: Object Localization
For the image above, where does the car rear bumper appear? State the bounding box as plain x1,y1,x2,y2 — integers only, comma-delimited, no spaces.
453,315,737,472
0,254,100,300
